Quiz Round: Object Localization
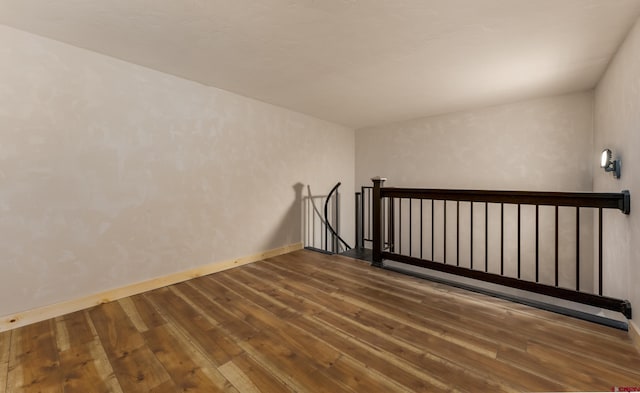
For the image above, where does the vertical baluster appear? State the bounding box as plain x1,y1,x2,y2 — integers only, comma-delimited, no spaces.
555,205,559,287
319,198,322,249
368,188,372,241
328,196,332,251
576,206,580,291
387,198,396,252
444,200,447,264
380,198,391,251
382,192,384,247
431,199,435,262
328,196,332,253
470,202,474,270
371,177,385,266
484,202,488,273
599,208,603,296
331,197,334,252
330,197,334,252
500,203,504,275
420,200,423,259
335,190,340,253
304,199,311,246
320,198,323,249
360,193,364,248
354,193,360,249
312,198,316,249
456,201,460,266
383,196,387,250
517,204,521,279
399,198,402,254
324,196,328,252
409,199,413,257
536,205,540,282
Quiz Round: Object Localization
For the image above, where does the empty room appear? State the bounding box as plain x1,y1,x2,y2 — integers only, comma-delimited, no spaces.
1,0,640,392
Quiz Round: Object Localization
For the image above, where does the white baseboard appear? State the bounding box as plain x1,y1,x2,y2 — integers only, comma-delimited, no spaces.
0,242,303,332
630,320,640,354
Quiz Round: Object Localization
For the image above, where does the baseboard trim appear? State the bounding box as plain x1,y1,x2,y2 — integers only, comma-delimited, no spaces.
630,320,640,354
0,242,303,332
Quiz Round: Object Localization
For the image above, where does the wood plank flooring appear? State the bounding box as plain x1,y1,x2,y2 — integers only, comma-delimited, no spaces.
2,249,639,392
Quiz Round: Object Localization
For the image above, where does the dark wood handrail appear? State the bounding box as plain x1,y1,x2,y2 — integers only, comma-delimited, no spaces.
381,188,630,214
370,177,632,319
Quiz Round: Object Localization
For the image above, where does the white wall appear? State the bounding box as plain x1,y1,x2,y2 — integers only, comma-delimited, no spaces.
356,92,594,191
594,17,640,327
0,25,354,317
356,93,595,290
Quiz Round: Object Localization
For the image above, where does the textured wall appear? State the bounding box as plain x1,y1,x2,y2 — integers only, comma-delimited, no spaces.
0,25,354,317
594,18,640,326
356,93,595,290
356,92,594,190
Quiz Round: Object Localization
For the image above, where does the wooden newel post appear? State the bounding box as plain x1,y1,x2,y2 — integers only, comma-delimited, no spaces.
371,177,386,267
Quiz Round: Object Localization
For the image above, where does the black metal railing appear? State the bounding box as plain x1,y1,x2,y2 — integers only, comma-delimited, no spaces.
325,182,351,252
356,186,373,249
368,177,631,318
304,183,351,254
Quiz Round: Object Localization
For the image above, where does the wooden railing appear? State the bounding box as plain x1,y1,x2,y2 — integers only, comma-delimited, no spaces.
368,177,632,318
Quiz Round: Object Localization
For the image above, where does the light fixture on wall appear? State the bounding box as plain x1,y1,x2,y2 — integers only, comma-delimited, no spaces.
600,148,620,179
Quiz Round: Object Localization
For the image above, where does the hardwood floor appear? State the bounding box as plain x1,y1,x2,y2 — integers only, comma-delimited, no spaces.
1,249,639,392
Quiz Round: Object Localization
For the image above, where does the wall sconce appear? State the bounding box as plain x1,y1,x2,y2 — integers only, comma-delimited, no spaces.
600,148,620,178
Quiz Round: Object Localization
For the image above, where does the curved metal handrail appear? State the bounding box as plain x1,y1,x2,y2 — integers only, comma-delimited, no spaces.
324,182,351,251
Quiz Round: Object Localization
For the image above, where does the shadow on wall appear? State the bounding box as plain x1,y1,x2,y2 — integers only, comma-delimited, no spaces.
264,182,346,253
302,184,347,253
264,183,304,250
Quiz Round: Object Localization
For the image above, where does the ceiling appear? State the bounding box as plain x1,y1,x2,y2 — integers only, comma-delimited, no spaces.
1,0,640,129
